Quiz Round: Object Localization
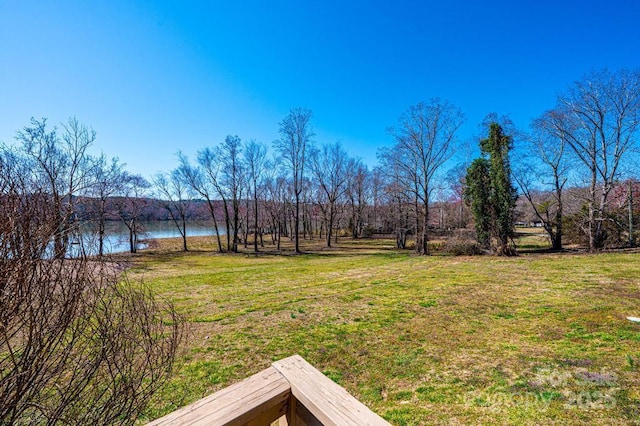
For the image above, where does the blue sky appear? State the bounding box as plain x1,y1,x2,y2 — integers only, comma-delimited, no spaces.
1,0,639,178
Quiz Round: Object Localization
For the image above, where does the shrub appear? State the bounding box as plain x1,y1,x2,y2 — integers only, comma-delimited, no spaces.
440,237,484,256
0,149,183,425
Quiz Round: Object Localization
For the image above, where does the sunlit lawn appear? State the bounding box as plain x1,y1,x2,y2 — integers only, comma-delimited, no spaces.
129,235,640,425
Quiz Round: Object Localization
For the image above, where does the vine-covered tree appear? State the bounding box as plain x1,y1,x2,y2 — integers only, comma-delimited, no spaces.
466,122,518,255
465,158,492,248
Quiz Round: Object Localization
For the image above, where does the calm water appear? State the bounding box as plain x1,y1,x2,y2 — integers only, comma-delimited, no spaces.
80,220,221,254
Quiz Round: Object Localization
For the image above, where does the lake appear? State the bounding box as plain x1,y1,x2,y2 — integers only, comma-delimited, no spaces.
80,220,222,254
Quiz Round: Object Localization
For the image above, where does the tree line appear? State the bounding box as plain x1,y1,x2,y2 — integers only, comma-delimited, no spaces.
2,68,639,259
155,68,640,255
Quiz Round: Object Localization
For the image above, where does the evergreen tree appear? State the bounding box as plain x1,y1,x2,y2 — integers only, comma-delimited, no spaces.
466,123,518,255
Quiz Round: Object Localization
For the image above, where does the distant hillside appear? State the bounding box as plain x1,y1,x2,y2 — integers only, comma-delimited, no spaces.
74,197,223,222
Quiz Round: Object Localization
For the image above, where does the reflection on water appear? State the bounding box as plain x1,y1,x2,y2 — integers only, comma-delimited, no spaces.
80,220,221,254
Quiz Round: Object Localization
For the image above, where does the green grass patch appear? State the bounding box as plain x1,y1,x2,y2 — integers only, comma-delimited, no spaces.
130,238,640,424
418,299,438,308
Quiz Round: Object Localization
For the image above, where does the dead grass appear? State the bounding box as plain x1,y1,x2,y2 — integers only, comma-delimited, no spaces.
130,236,640,425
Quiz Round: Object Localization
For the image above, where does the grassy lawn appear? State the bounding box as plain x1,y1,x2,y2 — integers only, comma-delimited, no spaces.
129,236,640,425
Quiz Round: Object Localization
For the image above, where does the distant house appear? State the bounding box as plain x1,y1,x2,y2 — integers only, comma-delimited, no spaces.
515,220,543,228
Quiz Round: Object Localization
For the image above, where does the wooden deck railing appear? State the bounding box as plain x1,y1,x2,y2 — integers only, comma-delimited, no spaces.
148,355,390,426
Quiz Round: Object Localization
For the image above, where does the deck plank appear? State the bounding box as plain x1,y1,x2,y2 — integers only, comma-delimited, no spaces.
272,355,390,426
148,366,290,426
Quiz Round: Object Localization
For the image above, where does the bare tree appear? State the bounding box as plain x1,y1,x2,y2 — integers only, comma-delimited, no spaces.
153,170,190,252
219,135,245,253
177,153,224,252
445,163,470,229
345,159,370,239
388,100,465,254
264,166,289,250
88,155,126,256
244,140,268,252
378,147,413,249
197,147,232,251
551,69,640,249
628,179,636,247
275,108,314,253
185,136,245,253
301,176,314,240
370,167,384,231
15,117,97,258
114,173,151,253
309,142,350,247
514,112,570,250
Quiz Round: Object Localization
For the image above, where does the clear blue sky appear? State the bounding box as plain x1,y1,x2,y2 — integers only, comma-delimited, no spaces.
1,0,639,178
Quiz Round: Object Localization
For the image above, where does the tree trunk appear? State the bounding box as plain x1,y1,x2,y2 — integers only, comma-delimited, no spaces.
98,219,105,257
276,219,281,250
422,201,429,255
414,195,421,253
253,194,259,253
326,210,334,248
232,198,239,253
181,215,188,252
629,181,635,248
222,199,231,252
129,226,136,253
554,188,563,251
294,194,301,253
208,200,223,253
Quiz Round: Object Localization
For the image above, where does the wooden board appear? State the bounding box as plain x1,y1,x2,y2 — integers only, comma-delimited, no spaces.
272,355,390,426
148,366,290,426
